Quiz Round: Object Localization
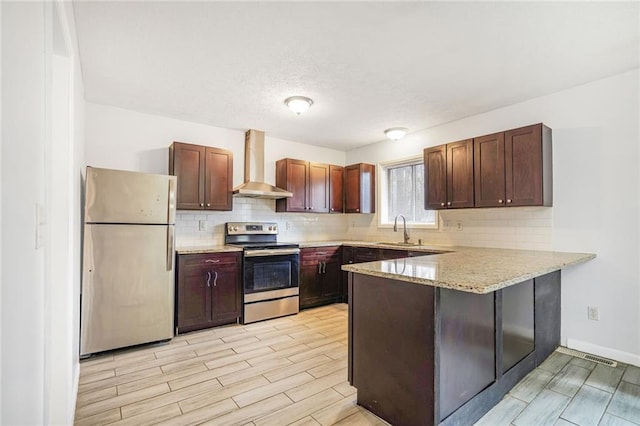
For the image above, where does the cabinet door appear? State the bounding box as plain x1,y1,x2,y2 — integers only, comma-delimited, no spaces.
354,247,379,263
300,260,323,308
309,162,330,213
474,132,506,207
345,164,375,213
176,257,211,332
204,147,233,211
171,142,205,210
329,165,344,213
322,257,343,298
424,145,447,210
505,124,544,206
276,159,309,212
446,139,474,208
210,261,241,324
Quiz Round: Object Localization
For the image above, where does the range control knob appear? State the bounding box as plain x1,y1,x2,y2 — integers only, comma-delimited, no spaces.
233,226,239,231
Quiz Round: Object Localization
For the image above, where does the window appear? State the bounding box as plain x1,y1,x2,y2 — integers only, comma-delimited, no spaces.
378,156,438,228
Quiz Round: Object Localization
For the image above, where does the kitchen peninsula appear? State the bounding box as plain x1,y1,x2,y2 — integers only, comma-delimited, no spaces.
342,247,594,426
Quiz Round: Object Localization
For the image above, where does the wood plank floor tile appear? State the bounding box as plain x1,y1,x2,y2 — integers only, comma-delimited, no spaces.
74,407,121,426
115,351,196,375
75,386,117,406
119,364,207,394
308,358,348,379
599,413,639,426
264,355,332,383
332,410,385,426
539,352,573,374
201,393,293,426
78,366,163,394
512,389,571,426
157,349,231,374
156,398,238,426
586,364,625,394
78,368,115,385
232,334,294,353
245,344,312,366
233,372,315,407
473,395,526,426
287,342,344,363
218,356,293,386
310,395,360,426
289,416,322,426
120,377,222,418
607,381,640,424
622,365,640,386
254,388,343,426
560,384,612,426
286,370,347,402
178,375,270,413
106,402,182,426
546,364,592,397
75,383,170,420
169,361,249,390
509,368,555,403
332,381,357,397
204,347,274,369
80,353,157,376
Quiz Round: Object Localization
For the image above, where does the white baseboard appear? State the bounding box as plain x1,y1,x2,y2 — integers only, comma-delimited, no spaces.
566,338,640,367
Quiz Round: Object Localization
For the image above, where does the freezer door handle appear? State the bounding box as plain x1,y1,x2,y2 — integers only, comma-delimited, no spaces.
167,226,175,271
168,176,176,224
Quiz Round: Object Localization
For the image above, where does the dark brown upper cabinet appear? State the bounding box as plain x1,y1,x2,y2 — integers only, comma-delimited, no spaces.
345,163,376,214
424,139,474,210
475,123,552,207
329,165,344,213
275,158,330,213
169,141,233,211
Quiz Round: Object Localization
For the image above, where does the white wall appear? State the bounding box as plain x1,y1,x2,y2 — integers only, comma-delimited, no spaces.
347,70,640,363
1,2,47,423
1,1,85,424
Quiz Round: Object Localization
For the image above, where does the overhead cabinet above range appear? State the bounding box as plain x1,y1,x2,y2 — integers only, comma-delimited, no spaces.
169,141,233,211
424,123,552,210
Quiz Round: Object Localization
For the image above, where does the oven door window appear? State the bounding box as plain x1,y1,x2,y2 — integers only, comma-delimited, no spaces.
244,255,299,293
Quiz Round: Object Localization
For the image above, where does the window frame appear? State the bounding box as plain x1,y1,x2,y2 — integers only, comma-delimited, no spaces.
377,155,439,229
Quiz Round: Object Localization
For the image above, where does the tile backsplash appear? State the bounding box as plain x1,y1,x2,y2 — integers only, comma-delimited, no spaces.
176,198,552,251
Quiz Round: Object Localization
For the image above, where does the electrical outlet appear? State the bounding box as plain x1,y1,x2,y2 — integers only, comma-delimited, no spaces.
199,220,206,231
286,221,291,230
587,306,600,321
456,221,463,231
443,221,451,229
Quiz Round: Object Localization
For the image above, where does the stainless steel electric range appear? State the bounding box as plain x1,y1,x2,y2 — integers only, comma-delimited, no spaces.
225,222,300,324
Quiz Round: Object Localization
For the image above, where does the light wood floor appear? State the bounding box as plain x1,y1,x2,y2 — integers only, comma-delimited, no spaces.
74,304,387,426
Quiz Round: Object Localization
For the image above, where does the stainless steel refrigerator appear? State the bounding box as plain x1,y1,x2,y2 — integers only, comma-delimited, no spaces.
80,166,176,356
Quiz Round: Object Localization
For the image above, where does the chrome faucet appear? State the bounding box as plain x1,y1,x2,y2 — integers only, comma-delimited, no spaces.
393,214,410,244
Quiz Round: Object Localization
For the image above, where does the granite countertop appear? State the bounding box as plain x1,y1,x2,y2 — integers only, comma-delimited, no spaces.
298,240,449,253
175,244,243,254
342,246,595,294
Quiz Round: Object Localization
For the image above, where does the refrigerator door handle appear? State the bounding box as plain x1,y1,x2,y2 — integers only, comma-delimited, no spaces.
168,177,176,224
167,226,175,271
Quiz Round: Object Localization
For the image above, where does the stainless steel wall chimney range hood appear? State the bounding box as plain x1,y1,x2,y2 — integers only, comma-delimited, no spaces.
232,129,293,199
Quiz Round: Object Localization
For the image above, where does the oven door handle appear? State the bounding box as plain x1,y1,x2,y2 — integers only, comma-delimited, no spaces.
244,248,300,257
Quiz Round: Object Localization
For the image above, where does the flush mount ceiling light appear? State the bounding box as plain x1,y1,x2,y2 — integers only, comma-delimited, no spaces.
284,96,313,115
384,127,408,141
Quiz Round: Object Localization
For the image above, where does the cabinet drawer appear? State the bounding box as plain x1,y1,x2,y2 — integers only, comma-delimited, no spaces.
301,246,341,261
179,252,241,267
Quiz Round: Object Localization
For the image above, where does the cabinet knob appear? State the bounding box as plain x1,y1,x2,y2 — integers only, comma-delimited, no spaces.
507,199,512,204
200,203,204,207
447,201,452,206
331,208,334,211
498,199,504,204
310,206,314,210
206,203,211,207
356,208,360,212
440,202,445,207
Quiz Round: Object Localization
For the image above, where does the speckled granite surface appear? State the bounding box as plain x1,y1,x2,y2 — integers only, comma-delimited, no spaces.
342,247,595,294
175,244,243,254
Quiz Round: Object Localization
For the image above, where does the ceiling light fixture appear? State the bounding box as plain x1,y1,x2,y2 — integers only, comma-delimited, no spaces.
284,96,313,115
384,127,408,141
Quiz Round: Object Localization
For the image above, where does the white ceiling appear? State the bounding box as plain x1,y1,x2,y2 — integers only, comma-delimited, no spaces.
73,1,639,151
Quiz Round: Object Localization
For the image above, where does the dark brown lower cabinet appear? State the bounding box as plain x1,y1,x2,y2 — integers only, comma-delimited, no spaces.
176,252,241,334
300,247,343,309
348,270,560,425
